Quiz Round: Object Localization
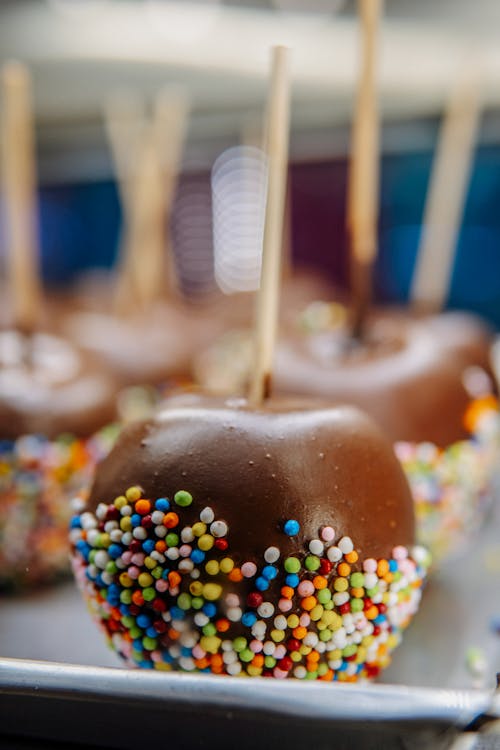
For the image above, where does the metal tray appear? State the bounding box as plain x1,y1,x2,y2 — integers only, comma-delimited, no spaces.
2,500,500,749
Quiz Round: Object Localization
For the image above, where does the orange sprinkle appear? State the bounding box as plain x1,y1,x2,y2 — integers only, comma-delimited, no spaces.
216,618,230,633
252,654,264,668
377,559,389,577
365,605,379,620
345,550,358,564
135,499,151,515
211,654,224,669
281,586,294,600
307,650,320,663
228,568,243,583
384,572,394,584
168,628,180,640
131,591,144,606
351,587,364,598
211,665,225,675
319,669,334,682
337,562,351,577
301,596,317,611
163,512,179,529
168,571,181,587
292,626,307,640
155,540,167,552
464,395,498,433
312,575,327,590
195,658,210,670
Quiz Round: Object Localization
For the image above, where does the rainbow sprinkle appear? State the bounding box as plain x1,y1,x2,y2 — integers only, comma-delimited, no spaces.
0,425,118,588
396,396,500,565
70,486,430,680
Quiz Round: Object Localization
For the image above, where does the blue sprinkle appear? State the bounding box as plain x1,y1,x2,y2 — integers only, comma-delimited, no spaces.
155,498,170,512
161,651,174,664
190,549,205,564
70,516,82,529
242,612,257,627
76,540,91,559
202,603,216,618
146,626,158,639
133,638,144,650
337,661,348,672
389,560,398,572
137,614,152,628
255,577,269,591
284,519,300,537
119,604,130,615
139,660,154,669
373,615,386,625
181,646,192,657
142,539,155,554
285,573,299,588
108,544,123,560
170,606,185,620
262,565,278,580
131,514,142,527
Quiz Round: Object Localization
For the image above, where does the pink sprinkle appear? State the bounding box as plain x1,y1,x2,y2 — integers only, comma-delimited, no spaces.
179,545,192,558
241,562,257,578
392,545,408,561
273,668,288,679
274,645,286,660
127,566,140,579
170,586,179,597
321,526,335,542
121,551,133,564
226,593,240,607
298,580,314,597
151,650,163,662
192,644,206,660
155,579,168,592
250,640,263,653
278,598,293,612
299,613,311,627
131,553,145,566
363,558,377,573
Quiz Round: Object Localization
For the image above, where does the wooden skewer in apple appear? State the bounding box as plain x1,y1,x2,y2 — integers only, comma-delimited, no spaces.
70,45,427,682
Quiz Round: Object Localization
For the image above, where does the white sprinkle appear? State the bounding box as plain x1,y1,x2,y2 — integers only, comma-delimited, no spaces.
294,666,307,679
120,505,132,517
338,536,354,554
227,607,243,622
194,613,209,627
223,650,238,665
200,507,215,524
151,511,164,525
80,512,97,530
309,539,324,556
154,525,167,538
226,663,241,676
94,550,109,569
95,504,107,520
303,632,318,648
166,547,180,560
263,641,276,655
327,546,342,562
104,521,118,533
179,657,196,671
178,559,193,573
181,527,194,543
333,592,349,606
210,520,228,538
110,529,123,543
264,546,280,564
132,527,147,540
121,531,133,545
274,615,287,630
257,602,275,619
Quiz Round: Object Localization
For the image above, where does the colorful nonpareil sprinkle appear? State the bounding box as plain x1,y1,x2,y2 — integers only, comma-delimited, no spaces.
396,396,500,565
71,487,430,680
0,425,118,588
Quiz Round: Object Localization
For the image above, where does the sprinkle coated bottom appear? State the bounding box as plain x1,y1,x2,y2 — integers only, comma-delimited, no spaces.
0,426,118,588
396,396,500,565
70,487,430,680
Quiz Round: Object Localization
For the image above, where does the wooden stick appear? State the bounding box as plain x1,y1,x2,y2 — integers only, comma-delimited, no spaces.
248,45,290,406
410,68,482,312
1,61,42,333
346,0,382,339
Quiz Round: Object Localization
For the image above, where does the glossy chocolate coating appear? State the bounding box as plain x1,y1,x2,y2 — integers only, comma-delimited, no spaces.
89,394,415,562
275,310,495,446
0,330,118,439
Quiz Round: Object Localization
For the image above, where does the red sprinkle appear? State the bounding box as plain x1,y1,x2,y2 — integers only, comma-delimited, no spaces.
247,592,263,608
319,559,332,575
215,539,228,551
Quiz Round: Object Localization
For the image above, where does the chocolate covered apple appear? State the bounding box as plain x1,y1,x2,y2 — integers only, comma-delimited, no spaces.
70,394,429,679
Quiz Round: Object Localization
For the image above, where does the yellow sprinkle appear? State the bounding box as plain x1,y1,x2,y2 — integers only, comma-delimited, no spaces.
327,649,342,661
198,534,214,551
246,665,262,677
114,496,127,509
119,573,133,587
299,645,311,656
120,517,132,532
290,651,302,662
125,486,142,502
99,533,111,548
334,577,348,592
322,611,342,630
310,605,324,622
205,560,220,576
356,647,367,664
387,634,399,650
202,583,222,601
362,635,375,648
271,629,285,643
200,636,221,654
138,572,153,587
189,581,203,596
287,614,299,629
154,662,172,671
144,556,156,570
192,522,207,537
219,558,234,574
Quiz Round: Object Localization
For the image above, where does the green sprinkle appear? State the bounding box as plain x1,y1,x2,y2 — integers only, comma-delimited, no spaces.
350,599,364,613
264,656,276,668
240,649,254,663
129,626,142,639
319,629,332,642
342,644,357,657
366,586,379,598
284,557,301,574
350,572,364,588
121,615,135,628
174,490,193,507
317,588,332,604
305,671,318,680
143,587,156,602
106,561,118,574
177,593,192,610
202,623,217,637
166,533,179,547
305,555,320,571
152,566,163,579
191,597,204,610
233,637,247,653
142,637,157,651
317,663,328,676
